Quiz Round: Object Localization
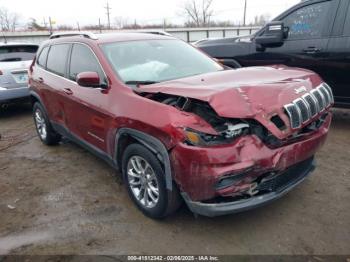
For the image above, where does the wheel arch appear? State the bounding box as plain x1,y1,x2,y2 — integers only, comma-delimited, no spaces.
115,128,173,191
30,91,47,111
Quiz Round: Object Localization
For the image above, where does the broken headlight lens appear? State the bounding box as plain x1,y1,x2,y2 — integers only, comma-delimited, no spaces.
184,123,249,146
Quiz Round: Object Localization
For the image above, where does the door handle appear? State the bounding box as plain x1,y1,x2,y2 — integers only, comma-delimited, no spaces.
38,77,44,83
63,88,73,95
303,47,321,54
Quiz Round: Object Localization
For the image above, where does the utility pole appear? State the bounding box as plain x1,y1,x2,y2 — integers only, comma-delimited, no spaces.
243,0,247,26
105,2,111,29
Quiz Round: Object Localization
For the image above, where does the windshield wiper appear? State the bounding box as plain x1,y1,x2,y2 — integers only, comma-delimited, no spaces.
125,80,159,86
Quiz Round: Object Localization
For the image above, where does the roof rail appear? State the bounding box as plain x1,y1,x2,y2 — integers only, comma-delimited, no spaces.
49,31,98,40
121,30,172,36
142,31,172,36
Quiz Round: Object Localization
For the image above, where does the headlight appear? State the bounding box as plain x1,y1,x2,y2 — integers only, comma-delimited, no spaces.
0,87,7,90
184,122,249,146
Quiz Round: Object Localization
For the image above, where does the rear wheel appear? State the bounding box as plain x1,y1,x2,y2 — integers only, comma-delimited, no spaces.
122,143,181,219
33,102,61,145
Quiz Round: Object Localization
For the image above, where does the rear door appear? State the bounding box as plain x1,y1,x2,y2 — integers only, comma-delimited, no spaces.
324,0,350,106
245,0,339,74
31,45,50,107
42,43,72,127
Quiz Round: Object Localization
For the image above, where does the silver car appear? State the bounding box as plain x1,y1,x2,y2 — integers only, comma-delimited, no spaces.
0,42,38,107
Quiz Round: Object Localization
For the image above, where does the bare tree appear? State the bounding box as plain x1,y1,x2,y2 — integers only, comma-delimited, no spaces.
253,13,271,26
57,24,74,31
0,7,20,31
183,0,214,27
114,16,130,29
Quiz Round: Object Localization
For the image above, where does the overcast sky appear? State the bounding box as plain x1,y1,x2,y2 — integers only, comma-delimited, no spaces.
1,0,300,28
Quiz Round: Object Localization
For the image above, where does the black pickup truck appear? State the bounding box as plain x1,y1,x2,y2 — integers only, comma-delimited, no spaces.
196,0,350,108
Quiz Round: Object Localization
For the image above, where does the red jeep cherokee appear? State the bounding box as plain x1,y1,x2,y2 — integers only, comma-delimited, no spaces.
29,32,333,218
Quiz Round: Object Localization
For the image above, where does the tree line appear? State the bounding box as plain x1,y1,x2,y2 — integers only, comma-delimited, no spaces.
0,0,271,32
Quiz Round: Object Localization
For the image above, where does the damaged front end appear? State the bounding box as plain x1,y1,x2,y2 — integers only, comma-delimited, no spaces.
135,75,332,216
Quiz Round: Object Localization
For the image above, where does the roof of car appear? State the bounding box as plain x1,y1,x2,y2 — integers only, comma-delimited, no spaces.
47,32,175,45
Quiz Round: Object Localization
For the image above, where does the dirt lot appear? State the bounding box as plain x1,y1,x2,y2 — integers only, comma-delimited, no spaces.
0,104,349,255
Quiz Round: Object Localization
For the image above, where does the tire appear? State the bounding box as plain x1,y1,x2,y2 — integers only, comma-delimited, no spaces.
33,102,61,145
122,143,182,219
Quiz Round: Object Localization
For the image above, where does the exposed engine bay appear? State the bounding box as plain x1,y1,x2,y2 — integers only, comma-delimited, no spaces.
143,92,250,141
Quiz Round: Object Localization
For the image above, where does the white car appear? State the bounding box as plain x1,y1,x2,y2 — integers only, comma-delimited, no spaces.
0,42,38,107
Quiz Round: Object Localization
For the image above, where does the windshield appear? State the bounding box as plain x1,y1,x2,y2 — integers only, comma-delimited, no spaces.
101,39,223,84
0,45,38,62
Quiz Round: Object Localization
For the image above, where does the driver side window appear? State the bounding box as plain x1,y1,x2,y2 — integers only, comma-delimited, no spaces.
69,44,105,85
282,1,331,40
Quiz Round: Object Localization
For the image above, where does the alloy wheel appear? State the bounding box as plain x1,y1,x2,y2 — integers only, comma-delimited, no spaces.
127,155,160,208
34,109,47,140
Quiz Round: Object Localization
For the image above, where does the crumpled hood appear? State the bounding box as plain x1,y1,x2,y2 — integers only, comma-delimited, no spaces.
138,65,322,118
137,65,324,138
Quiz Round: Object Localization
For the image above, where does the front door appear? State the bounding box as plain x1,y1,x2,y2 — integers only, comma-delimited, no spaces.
64,43,111,152
245,0,339,76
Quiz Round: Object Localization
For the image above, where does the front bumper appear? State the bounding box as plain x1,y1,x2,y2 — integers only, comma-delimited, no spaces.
181,157,315,217
170,113,331,215
0,86,30,103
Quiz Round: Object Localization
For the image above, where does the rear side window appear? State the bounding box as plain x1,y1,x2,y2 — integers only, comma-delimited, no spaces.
37,46,49,67
46,44,70,77
0,45,38,62
69,44,104,82
282,1,331,40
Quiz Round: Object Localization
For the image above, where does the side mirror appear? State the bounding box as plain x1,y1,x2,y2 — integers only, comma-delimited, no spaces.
255,21,287,49
76,72,102,88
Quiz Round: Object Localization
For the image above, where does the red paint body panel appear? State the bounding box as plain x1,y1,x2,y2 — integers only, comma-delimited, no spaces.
29,34,333,208
171,113,331,201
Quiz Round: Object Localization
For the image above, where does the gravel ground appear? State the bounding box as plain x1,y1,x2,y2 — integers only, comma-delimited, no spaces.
0,104,349,255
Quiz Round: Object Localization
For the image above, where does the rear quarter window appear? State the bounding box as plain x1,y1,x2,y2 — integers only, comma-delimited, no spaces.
46,44,70,77
37,46,49,68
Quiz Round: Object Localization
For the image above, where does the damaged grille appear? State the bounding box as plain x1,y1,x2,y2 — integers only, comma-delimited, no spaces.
284,83,333,129
257,157,315,193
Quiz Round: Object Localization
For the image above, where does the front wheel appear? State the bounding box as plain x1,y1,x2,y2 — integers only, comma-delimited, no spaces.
122,144,181,219
33,102,61,145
